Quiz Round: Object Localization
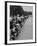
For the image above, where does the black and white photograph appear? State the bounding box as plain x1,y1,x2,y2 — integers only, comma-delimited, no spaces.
5,1,36,44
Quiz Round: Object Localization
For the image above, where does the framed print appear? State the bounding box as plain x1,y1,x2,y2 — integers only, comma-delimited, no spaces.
5,1,36,45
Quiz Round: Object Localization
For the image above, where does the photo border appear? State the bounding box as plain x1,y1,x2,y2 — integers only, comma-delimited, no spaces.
5,1,36,45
